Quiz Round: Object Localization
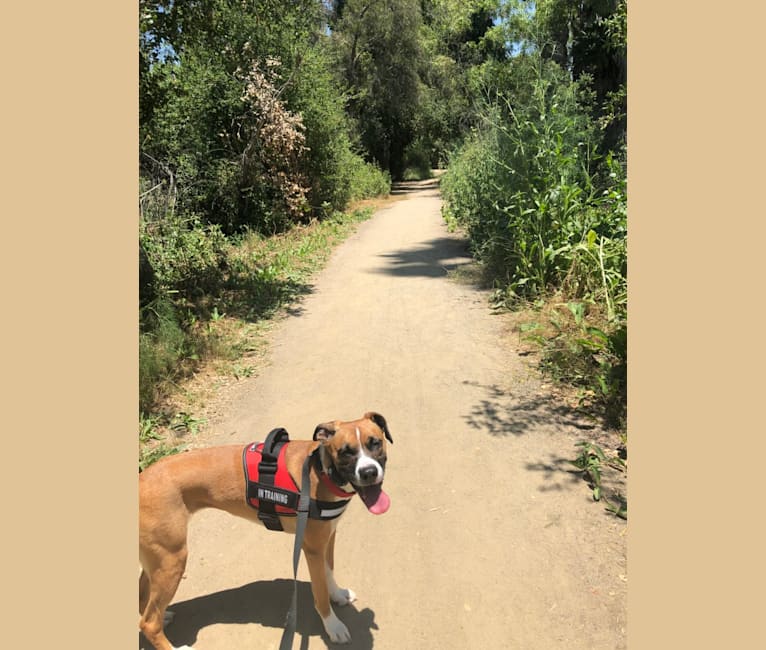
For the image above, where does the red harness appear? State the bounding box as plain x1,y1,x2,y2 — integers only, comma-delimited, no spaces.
242,429,355,530
244,441,301,515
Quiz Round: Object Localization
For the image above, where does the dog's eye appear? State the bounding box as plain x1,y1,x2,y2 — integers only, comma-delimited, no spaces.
367,438,381,450
339,445,356,457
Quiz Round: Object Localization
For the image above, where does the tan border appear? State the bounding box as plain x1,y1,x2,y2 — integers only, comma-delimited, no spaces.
8,1,763,647
5,3,137,647
630,2,765,647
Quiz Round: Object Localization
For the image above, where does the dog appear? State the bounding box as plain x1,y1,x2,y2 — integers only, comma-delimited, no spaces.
139,412,393,649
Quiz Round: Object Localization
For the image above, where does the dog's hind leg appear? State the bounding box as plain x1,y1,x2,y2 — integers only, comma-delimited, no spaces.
139,569,150,615
139,547,191,650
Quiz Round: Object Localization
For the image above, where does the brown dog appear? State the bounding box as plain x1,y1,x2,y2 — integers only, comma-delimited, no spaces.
139,412,393,649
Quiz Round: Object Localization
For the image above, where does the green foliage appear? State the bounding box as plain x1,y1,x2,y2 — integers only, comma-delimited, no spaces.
170,411,206,436
416,1,507,165
329,0,425,178
443,57,625,303
343,153,392,201
524,302,626,428
139,414,162,443
139,297,188,412
138,206,376,416
140,213,229,302
139,441,184,472
570,440,626,518
401,141,434,180
441,1,627,431
140,0,381,233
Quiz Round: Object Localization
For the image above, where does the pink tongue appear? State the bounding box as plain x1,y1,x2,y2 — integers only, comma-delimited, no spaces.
359,484,390,515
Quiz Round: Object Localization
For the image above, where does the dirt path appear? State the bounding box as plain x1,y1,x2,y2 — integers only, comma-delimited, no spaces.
142,179,627,649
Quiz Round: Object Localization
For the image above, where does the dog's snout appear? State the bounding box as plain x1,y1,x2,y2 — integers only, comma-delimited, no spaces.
359,465,378,482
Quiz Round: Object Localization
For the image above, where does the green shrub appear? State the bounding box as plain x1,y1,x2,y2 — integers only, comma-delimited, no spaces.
401,141,434,180
140,213,229,302
442,59,626,313
534,302,626,429
139,297,187,413
442,54,627,429
343,151,391,202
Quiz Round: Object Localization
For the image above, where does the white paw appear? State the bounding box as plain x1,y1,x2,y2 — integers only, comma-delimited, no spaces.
322,612,352,644
330,587,357,606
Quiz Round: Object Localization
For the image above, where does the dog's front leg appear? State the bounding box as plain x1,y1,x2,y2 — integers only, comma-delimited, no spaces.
326,530,356,606
304,542,352,644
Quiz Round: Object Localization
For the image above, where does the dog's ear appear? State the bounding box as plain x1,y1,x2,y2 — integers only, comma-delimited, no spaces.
364,411,393,444
313,421,337,441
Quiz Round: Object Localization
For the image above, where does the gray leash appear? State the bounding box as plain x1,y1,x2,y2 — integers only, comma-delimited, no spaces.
279,455,312,650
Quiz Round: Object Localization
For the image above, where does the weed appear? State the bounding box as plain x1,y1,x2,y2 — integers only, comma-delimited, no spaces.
440,50,626,434
139,442,184,472
170,411,205,436
232,364,255,379
139,414,162,443
519,299,626,430
570,440,626,513
605,493,627,520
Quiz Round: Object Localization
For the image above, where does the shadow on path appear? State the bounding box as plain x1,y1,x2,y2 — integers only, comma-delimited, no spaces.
138,580,377,650
372,237,474,279
390,177,441,195
461,380,596,438
524,452,584,493
461,381,626,503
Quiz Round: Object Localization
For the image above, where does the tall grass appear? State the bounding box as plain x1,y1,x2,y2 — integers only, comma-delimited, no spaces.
441,57,626,428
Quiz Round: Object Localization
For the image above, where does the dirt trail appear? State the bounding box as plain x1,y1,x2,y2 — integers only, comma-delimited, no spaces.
142,178,627,649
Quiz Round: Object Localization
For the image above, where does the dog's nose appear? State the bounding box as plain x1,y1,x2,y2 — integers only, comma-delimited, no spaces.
358,465,378,482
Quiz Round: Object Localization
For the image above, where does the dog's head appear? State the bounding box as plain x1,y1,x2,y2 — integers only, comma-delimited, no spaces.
313,411,393,515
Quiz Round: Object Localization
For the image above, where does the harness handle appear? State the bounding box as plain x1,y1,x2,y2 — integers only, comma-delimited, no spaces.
263,427,289,458
279,454,311,650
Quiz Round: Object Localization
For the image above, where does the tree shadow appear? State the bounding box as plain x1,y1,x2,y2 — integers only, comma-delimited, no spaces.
219,273,315,323
525,451,627,511
372,237,475,279
461,380,596,438
524,453,585,493
390,177,442,195
138,579,377,650
462,381,627,511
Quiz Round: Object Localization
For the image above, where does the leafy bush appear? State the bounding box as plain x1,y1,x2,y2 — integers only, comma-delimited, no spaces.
446,62,601,292
140,214,229,302
139,297,187,412
442,52,627,429
344,152,392,202
401,140,434,180
523,300,626,429
140,2,387,234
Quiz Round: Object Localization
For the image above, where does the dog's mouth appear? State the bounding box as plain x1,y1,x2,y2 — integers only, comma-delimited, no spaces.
353,482,390,515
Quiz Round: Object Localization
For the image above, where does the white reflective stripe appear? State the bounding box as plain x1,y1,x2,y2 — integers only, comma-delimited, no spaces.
320,504,348,518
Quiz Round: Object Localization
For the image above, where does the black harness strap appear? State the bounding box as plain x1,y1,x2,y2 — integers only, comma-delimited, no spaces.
254,428,291,531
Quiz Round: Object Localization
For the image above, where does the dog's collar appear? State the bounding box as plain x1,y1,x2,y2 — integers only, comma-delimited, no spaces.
313,449,356,498
319,470,356,498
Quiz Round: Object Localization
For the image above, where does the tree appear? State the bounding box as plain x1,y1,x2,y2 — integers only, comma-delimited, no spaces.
141,1,369,231
534,0,627,152
329,0,424,178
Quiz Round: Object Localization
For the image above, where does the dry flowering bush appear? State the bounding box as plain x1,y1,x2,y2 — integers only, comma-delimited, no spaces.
239,58,310,221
